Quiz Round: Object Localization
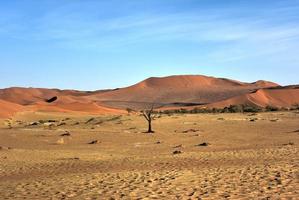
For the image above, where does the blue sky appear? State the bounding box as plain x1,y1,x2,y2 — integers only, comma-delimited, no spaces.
0,0,299,90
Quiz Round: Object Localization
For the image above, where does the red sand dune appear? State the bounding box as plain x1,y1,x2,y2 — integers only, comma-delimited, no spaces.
90,75,279,109
0,99,24,118
209,88,299,108
0,75,298,117
0,87,94,105
0,88,124,117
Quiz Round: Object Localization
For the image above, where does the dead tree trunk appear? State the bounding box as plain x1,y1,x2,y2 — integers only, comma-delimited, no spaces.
142,106,155,133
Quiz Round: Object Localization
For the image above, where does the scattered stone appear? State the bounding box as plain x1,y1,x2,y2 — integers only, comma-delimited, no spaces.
182,129,200,133
69,157,80,160
173,150,182,155
43,122,55,127
0,146,10,150
283,142,294,146
173,144,183,148
29,122,39,126
73,122,80,125
56,138,65,145
196,142,209,147
38,119,57,124
57,122,66,126
60,131,71,136
16,120,23,125
250,118,258,122
270,119,279,122
217,118,225,120
156,141,161,144
88,140,99,144
293,129,299,133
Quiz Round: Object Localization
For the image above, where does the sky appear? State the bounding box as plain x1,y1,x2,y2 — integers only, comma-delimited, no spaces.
0,0,299,90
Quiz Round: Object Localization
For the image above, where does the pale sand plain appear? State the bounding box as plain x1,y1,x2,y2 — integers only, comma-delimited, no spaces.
0,111,299,199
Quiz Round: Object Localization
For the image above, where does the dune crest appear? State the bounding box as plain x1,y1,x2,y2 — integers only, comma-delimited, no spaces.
0,75,298,117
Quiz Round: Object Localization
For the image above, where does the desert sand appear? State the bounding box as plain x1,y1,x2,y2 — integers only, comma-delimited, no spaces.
1,111,298,199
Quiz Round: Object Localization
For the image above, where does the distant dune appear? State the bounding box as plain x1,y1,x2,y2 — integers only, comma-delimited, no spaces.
0,99,24,118
209,87,299,108
90,75,279,109
0,75,298,117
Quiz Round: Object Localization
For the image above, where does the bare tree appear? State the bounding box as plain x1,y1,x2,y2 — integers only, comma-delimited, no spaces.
141,105,157,133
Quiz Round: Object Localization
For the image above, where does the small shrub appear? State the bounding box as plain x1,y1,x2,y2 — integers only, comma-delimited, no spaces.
228,105,244,113
291,103,299,110
126,108,134,114
243,105,261,113
265,105,279,112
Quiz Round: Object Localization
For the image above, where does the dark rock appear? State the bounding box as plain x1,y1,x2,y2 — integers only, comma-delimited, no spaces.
60,131,71,136
283,142,294,146
173,150,182,155
173,144,183,148
270,119,279,122
88,140,99,144
0,146,11,150
182,129,199,133
57,122,66,126
196,142,209,147
29,122,39,126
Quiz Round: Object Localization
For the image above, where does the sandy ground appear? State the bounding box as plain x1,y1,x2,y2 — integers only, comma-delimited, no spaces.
0,111,299,199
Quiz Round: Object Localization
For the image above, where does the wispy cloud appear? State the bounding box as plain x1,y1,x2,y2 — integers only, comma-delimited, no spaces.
1,0,299,63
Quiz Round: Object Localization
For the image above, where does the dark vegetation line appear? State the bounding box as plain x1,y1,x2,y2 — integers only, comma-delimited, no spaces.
156,104,299,114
